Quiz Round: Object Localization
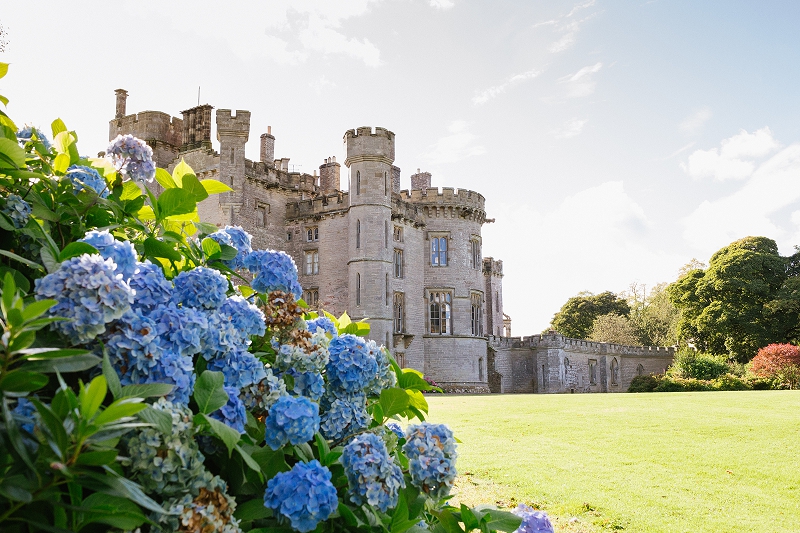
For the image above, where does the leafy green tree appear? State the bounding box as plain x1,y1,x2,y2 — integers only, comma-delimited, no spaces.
668,236,799,362
588,313,641,345
550,291,630,340
624,282,679,346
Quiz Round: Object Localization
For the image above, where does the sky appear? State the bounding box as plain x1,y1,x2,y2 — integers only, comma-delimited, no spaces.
2,0,800,336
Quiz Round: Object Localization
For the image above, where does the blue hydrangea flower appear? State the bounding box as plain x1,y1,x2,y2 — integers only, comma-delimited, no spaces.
122,398,208,497
263,460,338,533
106,134,156,183
206,350,267,389
208,226,252,269
402,423,458,499
129,262,173,312
79,230,138,280
284,369,325,401
13,397,38,435
272,336,329,373
366,341,397,396
173,266,228,309
264,395,320,450
34,254,133,344
2,194,32,229
242,249,302,299
66,165,109,198
342,433,405,512
386,422,404,440
512,504,554,533
149,303,207,358
17,126,51,150
219,295,266,338
319,392,369,442
211,387,247,434
326,334,378,394
240,367,287,416
306,316,336,336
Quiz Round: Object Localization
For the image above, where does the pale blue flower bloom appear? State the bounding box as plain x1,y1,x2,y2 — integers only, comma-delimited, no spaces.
66,165,109,197
342,433,405,512
2,194,31,229
263,460,337,533
327,334,378,394
264,395,320,450
106,134,156,183
403,422,458,499
173,266,228,309
17,126,51,150
129,261,173,312
211,386,247,434
319,392,369,442
79,229,138,280
512,504,554,533
242,249,302,298
208,226,252,270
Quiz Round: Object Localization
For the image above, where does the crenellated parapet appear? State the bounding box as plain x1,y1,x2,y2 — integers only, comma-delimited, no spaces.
488,333,676,357
390,195,426,227
285,192,350,221
482,257,503,277
110,111,183,148
216,109,250,141
401,187,486,222
343,126,395,166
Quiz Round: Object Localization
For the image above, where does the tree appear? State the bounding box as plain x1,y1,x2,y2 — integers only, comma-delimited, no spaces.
750,343,800,389
667,236,799,362
624,282,679,346
550,291,630,340
589,313,641,345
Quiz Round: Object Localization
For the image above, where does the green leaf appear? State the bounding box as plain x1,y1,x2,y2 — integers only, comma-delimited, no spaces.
75,449,119,466
53,153,68,174
0,476,33,502
338,503,359,527
120,180,143,200
484,510,524,532
197,413,241,456
0,63,8,79
172,158,194,186
103,352,122,399
202,237,222,259
155,167,177,189
158,187,197,218
22,353,101,373
380,387,411,418
2,399,36,471
0,370,48,392
233,497,272,521
251,446,291,479
200,178,234,194
0,138,26,168
399,370,431,391
235,444,264,479
0,248,45,271
219,244,238,261
94,398,146,426
294,442,314,462
181,173,209,202
193,370,229,414
21,299,56,321
31,399,68,460
119,383,174,398
76,492,148,531
0,95,7,108
2,271,16,315
406,390,429,414
143,236,181,261
40,245,60,273
81,470,167,515
51,118,68,137
80,375,108,419
58,241,98,262
460,505,480,532
315,432,331,458
338,312,352,330
137,405,173,435
53,131,75,154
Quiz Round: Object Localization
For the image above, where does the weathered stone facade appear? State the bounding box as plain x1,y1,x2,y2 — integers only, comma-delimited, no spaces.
109,92,499,392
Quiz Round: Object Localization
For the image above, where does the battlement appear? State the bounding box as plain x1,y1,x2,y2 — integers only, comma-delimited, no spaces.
483,257,503,277
110,111,183,147
286,191,350,219
400,187,486,209
244,159,317,194
344,126,395,166
216,109,251,139
488,333,676,357
391,196,425,226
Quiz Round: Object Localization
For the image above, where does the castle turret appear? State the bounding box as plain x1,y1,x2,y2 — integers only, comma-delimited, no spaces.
319,156,341,192
216,109,250,223
483,257,505,337
344,127,395,348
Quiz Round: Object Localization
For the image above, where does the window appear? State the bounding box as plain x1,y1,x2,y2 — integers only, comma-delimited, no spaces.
384,171,388,195
428,291,452,334
306,227,318,242
394,292,404,333
393,226,403,242
356,273,361,307
637,363,644,377
394,249,403,278
589,359,597,385
470,238,481,269
303,289,319,308
304,251,319,275
470,293,483,336
287,231,292,241
478,357,484,382
255,202,269,227
385,274,389,306
430,236,448,266
495,292,499,312
385,221,388,248
356,171,361,195
230,147,234,164
356,220,361,249
611,358,619,385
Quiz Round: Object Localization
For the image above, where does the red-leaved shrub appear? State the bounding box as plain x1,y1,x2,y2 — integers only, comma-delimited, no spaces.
750,344,800,389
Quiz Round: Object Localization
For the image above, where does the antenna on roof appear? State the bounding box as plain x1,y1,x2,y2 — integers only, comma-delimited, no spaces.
197,86,200,106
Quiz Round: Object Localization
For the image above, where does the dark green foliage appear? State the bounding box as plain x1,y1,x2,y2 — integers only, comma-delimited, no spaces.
668,237,800,362
670,350,729,381
627,375,659,393
551,291,630,340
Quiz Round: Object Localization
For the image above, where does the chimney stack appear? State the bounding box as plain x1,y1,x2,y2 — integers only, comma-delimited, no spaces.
114,89,128,119
319,156,341,192
411,169,432,190
260,127,275,166
391,165,401,193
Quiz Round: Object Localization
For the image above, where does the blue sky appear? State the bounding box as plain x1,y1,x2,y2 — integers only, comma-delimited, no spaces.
3,1,800,336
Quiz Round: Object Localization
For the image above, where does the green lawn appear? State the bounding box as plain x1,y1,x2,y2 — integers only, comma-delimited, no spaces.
425,391,800,533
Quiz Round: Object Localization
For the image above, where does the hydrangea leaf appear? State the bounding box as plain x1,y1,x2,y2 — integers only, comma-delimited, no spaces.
157,188,196,218
181,173,209,202
171,158,193,187
155,167,176,189
119,180,143,200
200,178,234,194
50,118,67,137
406,390,428,414
0,63,7,79
201,237,222,260
74,493,148,531
79,375,108,419
0,370,48,392
379,387,410,418
0,137,25,169
196,413,241,456
22,353,101,374
102,352,122,399
399,370,429,391
52,131,75,154
235,445,264,480
136,405,172,435
58,242,98,262
119,383,174,399
143,237,181,262
484,510,524,532
233,497,273,521
193,370,228,414
251,446,291,479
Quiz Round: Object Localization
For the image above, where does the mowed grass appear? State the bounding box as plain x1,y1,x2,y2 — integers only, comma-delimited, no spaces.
425,391,800,533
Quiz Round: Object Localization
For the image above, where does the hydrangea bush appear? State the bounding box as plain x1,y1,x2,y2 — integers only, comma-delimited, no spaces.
0,63,530,533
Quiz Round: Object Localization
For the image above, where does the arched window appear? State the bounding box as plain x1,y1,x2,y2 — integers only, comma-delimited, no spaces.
428,291,452,334
385,220,388,248
230,147,234,164
384,171,388,195
356,219,361,249
637,363,644,376
356,273,361,307
385,274,389,306
611,358,619,385
393,292,404,333
478,357,484,382
356,171,361,195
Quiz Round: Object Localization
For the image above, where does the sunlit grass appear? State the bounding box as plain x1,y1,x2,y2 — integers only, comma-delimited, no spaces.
425,391,800,533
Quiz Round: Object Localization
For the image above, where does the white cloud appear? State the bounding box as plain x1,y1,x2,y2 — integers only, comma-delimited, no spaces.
553,118,587,138
567,0,596,17
679,107,712,135
311,75,336,95
547,14,597,53
681,127,781,181
472,68,542,105
558,62,602,97
682,141,800,253
298,13,382,66
423,120,486,164
429,0,455,9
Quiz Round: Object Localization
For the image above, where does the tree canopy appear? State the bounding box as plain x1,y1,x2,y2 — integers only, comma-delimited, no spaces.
550,291,630,340
667,236,800,362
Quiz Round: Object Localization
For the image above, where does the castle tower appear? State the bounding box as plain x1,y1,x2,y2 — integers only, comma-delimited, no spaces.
344,126,396,348
216,109,250,224
483,257,505,337
319,156,341,192
181,105,214,151
114,89,128,119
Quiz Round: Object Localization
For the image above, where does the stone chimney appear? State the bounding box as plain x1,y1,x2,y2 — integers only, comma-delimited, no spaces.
260,126,275,166
411,168,432,190
319,156,341,192
391,165,401,193
114,89,128,119
181,104,214,150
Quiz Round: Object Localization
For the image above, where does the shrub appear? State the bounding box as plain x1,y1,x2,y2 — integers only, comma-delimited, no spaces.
627,374,660,393
653,376,712,392
670,350,728,381
710,373,751,391
750,343,800,389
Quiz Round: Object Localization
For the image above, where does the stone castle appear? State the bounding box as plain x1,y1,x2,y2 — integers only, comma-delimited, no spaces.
109,90,673,393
